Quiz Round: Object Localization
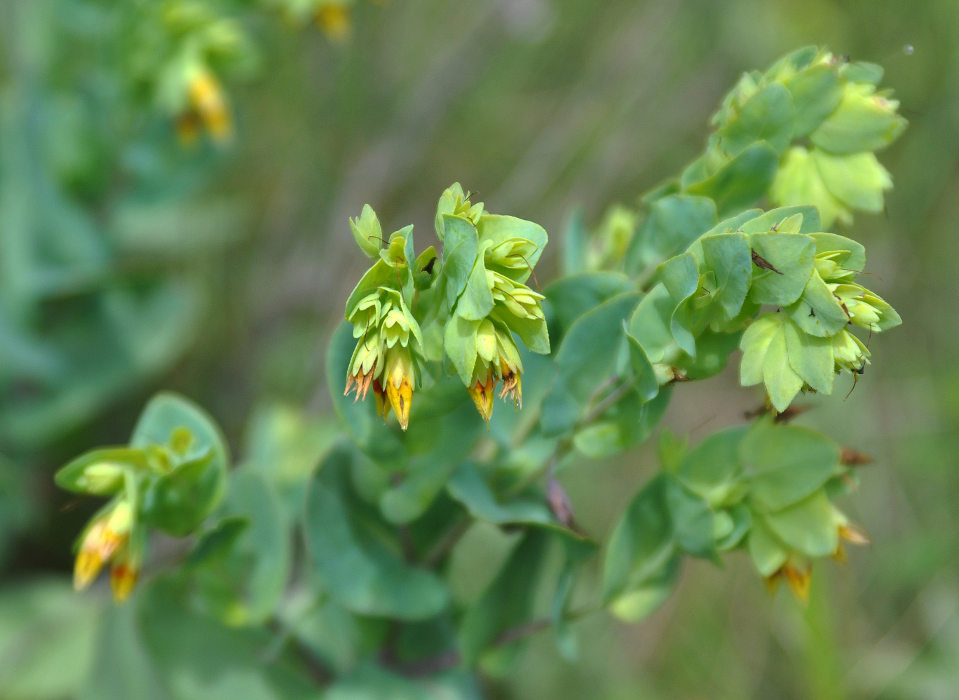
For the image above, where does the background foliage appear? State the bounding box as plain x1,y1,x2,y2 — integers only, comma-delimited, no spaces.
2,0,959,698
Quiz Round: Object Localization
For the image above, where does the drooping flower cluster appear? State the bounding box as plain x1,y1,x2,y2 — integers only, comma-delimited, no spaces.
55,394,229,603
344,184,550,428
127,0,255,144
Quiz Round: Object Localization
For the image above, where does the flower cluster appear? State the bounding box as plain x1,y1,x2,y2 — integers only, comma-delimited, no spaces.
127,0,256,144
739,219,900,410
343,184,550,428
55,395,228,603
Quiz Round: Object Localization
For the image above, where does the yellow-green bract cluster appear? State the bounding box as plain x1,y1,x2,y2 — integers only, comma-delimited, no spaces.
626,206,900,413
685,46,904,222
343,184,550,428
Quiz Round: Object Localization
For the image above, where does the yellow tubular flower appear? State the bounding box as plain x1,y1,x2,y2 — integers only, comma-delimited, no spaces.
315,3,351,42
384,346,415,431
187,69,232,142
468,370,496,424
74,501,133,592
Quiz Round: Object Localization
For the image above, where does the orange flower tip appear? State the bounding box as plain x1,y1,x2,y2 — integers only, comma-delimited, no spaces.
74,551,103,591
110,565,137,603
783,564,811,603
839,524,870,546
832,544,847,563
468,377,495,424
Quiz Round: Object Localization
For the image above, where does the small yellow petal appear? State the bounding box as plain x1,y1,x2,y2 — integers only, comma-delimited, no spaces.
387,378,412,430
110,564,137,603
74,550,104,591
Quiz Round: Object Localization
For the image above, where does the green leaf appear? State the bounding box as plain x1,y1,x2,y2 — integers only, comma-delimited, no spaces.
459,532,549,664
190,471,290,626
748,517,789,577
658,252,700,356
0,580,101,699
677,426,748,506
747,232,815,306
810,86,907,154
544,271,635,339
738,205,821,234
809,232,866,272
715,83,795,156
665,476,715,559
782,318,834,393
441,214,481,310
55,447,150,495
453,253,494,321
477,214,548,282
739,313,804,412
624,194,716,277
304,448,449,620
701,232,752,319
685,142,780,216
447,462,588,540
547,291,642,402
741,421,842,512
602,475,676,609
785,270,848,339
625,329,661,401
627,284,675,364
783,63,842,137
763,490,839,557
811,149,892,214
443,314,480,386
573,388,670,458
349,204,383,259
769,146,849,227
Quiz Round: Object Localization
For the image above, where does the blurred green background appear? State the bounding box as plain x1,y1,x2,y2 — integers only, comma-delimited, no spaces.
2,0,958,697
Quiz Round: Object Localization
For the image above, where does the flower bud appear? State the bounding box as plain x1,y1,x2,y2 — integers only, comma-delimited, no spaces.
831,328,871,374
186,68,231,142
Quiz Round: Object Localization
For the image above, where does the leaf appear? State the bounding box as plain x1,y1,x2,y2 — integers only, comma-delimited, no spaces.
447,462,589,541
573,388,670,458
763,490,839,557
658,252,700,356
783,63,842,137
459,532,549,664
701,232,752,319
810,86,907,154
624,194,716,276
785,270,848,339
304,448,449,620
453,253,494,321
441,214,481,309
190,471,290,626
137,579,317,699
740,421,842,512
809,232,866,272
811,149,892,213
715,83,795,156
544,271,635,340
476,214,548,282
769,146,849,227
546,291,642,402
665,476,715,559
747,232,815,306
748,517,789,577
602,475,677,613
739,313,803,412
685,142,780,216
55,447,150,495
677,426,748,505
738,205,821,234
0,580,101,699
626,284,675,364
782,318,834,393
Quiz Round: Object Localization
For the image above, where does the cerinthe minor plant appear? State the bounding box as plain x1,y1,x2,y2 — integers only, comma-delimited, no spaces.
57,46,904,689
